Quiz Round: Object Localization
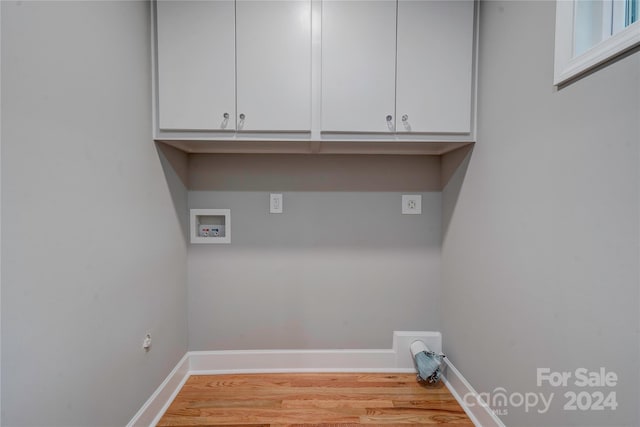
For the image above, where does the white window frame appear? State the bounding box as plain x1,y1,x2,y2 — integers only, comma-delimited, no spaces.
612,0,627,34
554,0,640,86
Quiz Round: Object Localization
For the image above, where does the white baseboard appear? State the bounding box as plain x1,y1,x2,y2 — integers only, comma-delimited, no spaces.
127,331,500,427
126,353,190,427
189,330,442,374
443,358,506,427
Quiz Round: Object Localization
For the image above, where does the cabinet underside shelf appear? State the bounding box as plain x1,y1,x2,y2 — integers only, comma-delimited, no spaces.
155,139,474,156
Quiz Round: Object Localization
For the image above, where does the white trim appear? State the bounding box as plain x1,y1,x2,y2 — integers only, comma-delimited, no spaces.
151,0,158,140
189,331,442,373
443,358,506,427
190,349,397,372
126,353,190,427
127,331,498,427
0,2,3,422
612,0,627,35
601,0,614,43
554,0,640,86
471,0,480,144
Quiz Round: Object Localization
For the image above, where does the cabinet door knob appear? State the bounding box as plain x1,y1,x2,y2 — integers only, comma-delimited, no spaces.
402,114,408,122
386,115,393,122
223,112,229,119
239,113,246,120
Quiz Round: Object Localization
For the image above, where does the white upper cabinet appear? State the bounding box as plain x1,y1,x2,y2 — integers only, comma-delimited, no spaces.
156,0,235,131
156,0,311,133
396,0,474,134
236,0,312,132
321,0,475,134
153,0,477,152
321,0,398,133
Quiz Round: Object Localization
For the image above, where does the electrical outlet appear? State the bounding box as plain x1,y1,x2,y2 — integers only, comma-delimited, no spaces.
270,193,283,213
402,195,422,214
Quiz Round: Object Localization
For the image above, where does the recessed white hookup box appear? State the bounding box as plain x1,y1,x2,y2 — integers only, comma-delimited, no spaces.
190,209,230,244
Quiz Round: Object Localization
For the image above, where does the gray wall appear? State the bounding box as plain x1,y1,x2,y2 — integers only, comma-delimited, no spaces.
1,2,188,425
442,2,639,426
2,1,637,426
188,154,442,350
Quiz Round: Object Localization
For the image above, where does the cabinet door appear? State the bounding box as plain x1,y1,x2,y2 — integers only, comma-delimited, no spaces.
396,0,474,134
236,0,311,132
156,0,235,131
321,0,397,133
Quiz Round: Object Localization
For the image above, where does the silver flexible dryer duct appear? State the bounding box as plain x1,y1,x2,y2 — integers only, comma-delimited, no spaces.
410,340,446,385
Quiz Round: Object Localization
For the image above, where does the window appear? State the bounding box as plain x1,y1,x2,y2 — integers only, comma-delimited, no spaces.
554,0,640,85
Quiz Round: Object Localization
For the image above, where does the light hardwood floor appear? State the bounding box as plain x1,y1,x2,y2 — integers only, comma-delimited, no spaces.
157,373,473,426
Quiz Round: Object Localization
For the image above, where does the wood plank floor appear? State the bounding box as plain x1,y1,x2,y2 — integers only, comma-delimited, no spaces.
157,373,473,426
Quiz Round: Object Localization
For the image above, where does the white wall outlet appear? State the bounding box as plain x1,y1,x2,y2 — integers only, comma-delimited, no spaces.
270,193,283,213
402,195,422,214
